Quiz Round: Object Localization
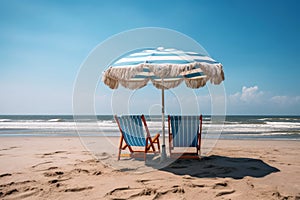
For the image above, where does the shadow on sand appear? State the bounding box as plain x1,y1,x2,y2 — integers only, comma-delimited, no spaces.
152,155,280,179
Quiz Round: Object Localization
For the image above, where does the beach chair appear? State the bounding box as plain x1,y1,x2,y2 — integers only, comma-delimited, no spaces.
168,115,202,159
114,115,160,160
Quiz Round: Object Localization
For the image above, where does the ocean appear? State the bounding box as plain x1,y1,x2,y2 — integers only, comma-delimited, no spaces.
0,115,299,140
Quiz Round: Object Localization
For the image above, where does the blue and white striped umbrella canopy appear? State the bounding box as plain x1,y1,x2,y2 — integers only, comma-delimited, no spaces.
102,47,224,90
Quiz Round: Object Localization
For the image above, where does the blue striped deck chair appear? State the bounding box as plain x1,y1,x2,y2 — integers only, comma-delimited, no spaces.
168,115,202,159
114,115,160,160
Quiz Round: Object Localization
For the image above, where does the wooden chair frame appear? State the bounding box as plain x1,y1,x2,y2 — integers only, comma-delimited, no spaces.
114,115,160,160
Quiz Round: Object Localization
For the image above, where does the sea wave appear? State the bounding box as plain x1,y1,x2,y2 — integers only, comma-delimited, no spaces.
258,118,269,121
48,118,64,122
265,121,300,127
0,115,299,139
0,119,11,122
259,132,300,136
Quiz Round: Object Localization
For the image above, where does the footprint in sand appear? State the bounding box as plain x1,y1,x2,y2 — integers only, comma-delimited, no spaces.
70,168,102,176
39,151,68,158
246,180,254,188
105,186,158,199
2,188,18,196
0,173,12,178
47,167,59,170
153,186,185,199
64,186,93,192
184,182,205,188
71,168,90,174
31,161,53,169
105,184,187,200
0,180,40,199
212,182,236,197
92,171,102,176
212,182,228,189
0,146,19,151
270,191,298,200
215,189,235,197
43,151,67,156
43,171,64,177
48,178,70,184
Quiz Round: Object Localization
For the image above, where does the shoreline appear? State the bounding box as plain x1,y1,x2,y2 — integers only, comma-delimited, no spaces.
1,115,299,142
0,134,299,141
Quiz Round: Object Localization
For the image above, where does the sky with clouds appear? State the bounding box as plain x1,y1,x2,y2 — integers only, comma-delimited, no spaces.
0,0,300,115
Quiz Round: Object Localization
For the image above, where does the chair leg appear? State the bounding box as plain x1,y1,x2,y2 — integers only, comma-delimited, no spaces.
157,138,160,153
152,134,160,153
151,142,156,152
118,148,121,161
118,136,124,161
144,138,149,161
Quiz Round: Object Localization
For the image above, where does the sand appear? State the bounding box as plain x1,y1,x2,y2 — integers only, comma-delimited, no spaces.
0,137,299,200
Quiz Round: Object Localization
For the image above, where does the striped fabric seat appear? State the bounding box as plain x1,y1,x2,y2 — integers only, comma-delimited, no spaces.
114,115,160,160
168,115,202,159
170,116,200,147
116,115,146,147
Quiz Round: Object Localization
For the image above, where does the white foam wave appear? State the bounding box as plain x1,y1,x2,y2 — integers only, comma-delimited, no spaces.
48,118,64,122
259,132,300,136
1,118,299,139
266,121,300,125
0,119,11,122
258,118,269,121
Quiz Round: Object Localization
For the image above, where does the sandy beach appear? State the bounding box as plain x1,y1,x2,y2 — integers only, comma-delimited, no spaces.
0,137,299,200
2,0,300,199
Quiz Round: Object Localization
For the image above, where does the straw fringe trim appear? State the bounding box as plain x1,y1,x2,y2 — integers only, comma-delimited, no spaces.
185,76,208,88
102,75,119,89
119,79,149,90
102,62,224,90
151,79,184,89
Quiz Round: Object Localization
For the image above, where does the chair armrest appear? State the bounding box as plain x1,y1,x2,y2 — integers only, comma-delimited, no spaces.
152,133,160,142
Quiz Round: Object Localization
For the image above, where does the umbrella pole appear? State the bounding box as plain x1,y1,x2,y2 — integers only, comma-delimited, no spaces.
161,79,167,161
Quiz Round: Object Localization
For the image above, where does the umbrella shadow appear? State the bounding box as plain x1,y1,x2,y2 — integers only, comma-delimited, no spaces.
151,155,280,179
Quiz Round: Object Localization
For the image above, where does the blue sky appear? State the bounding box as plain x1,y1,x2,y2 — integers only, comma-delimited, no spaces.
0,0,299,115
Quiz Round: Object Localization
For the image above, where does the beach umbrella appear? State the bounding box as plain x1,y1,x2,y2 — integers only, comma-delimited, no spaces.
102,47,224,160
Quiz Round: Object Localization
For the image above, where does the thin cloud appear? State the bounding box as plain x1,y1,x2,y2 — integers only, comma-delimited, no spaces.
270,95,300,105
228,86,300,114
